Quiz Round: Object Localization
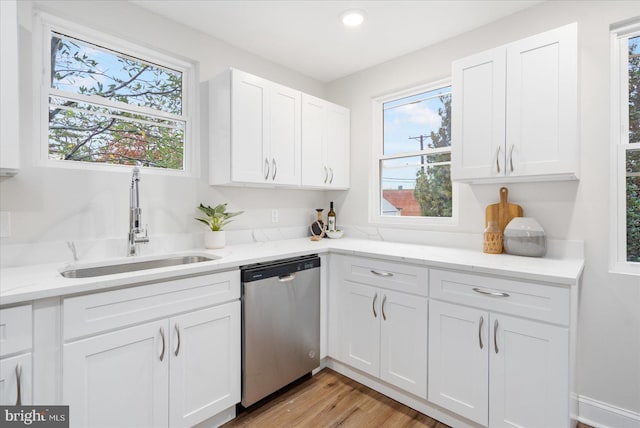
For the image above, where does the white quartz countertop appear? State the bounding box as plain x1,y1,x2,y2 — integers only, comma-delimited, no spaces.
0,237,584,306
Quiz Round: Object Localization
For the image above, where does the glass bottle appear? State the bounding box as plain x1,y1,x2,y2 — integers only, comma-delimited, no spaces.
483,220,503,254
327,201,336,232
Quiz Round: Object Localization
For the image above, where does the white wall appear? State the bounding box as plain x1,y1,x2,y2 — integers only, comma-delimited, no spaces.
0,0,329,263
326,0,640,416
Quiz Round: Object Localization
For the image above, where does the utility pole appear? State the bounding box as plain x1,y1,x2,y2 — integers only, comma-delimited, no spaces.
409,134,429,172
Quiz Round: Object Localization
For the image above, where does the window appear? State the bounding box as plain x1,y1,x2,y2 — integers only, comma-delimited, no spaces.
612,22,640,274
37,14,195,172
372,81,456,225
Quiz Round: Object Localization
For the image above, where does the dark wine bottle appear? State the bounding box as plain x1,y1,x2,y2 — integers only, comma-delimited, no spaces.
327,201,336,232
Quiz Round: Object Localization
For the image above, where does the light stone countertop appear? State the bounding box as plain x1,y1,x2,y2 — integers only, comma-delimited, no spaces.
0,237,584,306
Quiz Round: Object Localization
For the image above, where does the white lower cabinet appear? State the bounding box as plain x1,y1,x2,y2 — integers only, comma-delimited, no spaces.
334,255,428,399
0,353,32,406
429,269,571,428
0,305,33,405
428,301,489,425
64,320,169,428
169,304,240,428
62,271,241,428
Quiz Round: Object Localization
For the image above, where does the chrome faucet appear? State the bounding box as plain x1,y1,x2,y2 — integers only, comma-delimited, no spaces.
128,164,149,256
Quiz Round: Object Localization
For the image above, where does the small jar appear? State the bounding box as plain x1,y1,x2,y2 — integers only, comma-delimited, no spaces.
483,221,503,254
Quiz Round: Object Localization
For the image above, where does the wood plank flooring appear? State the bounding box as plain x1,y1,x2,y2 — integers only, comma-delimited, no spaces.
223,369,449,427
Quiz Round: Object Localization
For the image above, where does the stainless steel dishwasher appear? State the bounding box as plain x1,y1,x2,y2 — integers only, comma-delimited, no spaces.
240,255,320,407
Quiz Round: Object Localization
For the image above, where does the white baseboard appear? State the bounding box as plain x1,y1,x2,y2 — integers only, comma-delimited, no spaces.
578,395,640,428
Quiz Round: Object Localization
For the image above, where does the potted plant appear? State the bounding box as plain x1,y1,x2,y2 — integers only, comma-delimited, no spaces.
195,203,243,249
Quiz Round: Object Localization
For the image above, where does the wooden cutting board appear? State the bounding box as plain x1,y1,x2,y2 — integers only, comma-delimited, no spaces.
485,187,523,232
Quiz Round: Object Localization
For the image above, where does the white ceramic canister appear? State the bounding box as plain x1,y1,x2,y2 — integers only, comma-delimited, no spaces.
503,217,547,257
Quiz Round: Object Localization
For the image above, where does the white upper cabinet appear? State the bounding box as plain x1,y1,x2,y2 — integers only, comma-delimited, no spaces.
210,68,301,187
301,94,350,189
0,0,19,175
452,23,578,183
210,69,349,189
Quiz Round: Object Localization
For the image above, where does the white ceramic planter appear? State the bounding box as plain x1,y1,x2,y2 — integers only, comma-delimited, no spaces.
204,230,225,249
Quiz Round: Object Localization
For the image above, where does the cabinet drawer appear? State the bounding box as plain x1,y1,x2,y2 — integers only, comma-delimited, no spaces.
338,255,428,296
430,269,570,325
64,270,240,341
0,305,32,357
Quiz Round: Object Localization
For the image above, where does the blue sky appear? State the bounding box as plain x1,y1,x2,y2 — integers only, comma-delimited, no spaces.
382,86,450,190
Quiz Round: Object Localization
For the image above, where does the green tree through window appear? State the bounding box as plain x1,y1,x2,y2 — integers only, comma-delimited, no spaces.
48,32,186,169
627,36,640,262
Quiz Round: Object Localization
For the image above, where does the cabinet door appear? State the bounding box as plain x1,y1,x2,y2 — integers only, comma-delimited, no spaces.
169,302,240,428
63,320,169,428
0,0,19,174
342,282,380,376
231,70,269,184
490,314,569,428
301,94,350,189
0,353,32,405
269,82,301,185
379,290,427,398
428,300,489,426
505,23,577,179
301,94,327,187
451,48,506,181
325,103,350,189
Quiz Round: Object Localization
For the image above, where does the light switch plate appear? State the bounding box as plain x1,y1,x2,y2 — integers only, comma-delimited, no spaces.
0,212,11,237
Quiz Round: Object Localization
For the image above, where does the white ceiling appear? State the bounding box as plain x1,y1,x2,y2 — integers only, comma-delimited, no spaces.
131,0,543,82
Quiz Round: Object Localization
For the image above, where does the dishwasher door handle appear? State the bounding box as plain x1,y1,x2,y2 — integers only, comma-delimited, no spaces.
278,273,296,282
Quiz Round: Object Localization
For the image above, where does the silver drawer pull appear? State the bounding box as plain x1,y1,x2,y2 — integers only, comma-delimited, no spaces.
472,287,510,298
494,319,499,354
174,323,181,357
15,363,22,406
159,327,166,361
271,158,277,180
478,316,484,350
372,293,378,318
371,270,393,278
382,295,387,321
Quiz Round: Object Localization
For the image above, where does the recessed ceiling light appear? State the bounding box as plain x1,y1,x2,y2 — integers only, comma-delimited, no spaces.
341,10,365,27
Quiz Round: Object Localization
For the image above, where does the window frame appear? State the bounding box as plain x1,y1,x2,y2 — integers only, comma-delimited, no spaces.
33,11,199,176
370,78,458,227
610,21,640,275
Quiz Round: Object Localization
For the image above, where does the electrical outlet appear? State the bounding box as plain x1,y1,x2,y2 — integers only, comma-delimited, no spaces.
0,212,11,237
271,209,279,223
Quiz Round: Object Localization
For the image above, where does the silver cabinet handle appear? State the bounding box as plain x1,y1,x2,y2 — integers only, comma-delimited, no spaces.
478,316,484,350
372,293,378,318
271,158,277,180
371,270,393,277
494,319,499,354
329,167,334,184
509,144,514,173
264,158,270,181
382,295,387,321
495,146,502,173
324,166,329,183
159,327,166,361
15,363,22,406
174,323,181,357
472,287,510,298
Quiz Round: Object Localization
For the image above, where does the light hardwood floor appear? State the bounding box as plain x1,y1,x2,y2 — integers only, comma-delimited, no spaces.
223,369,449,427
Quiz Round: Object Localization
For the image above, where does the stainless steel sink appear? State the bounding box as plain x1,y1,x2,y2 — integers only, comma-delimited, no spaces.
60,254,218,278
